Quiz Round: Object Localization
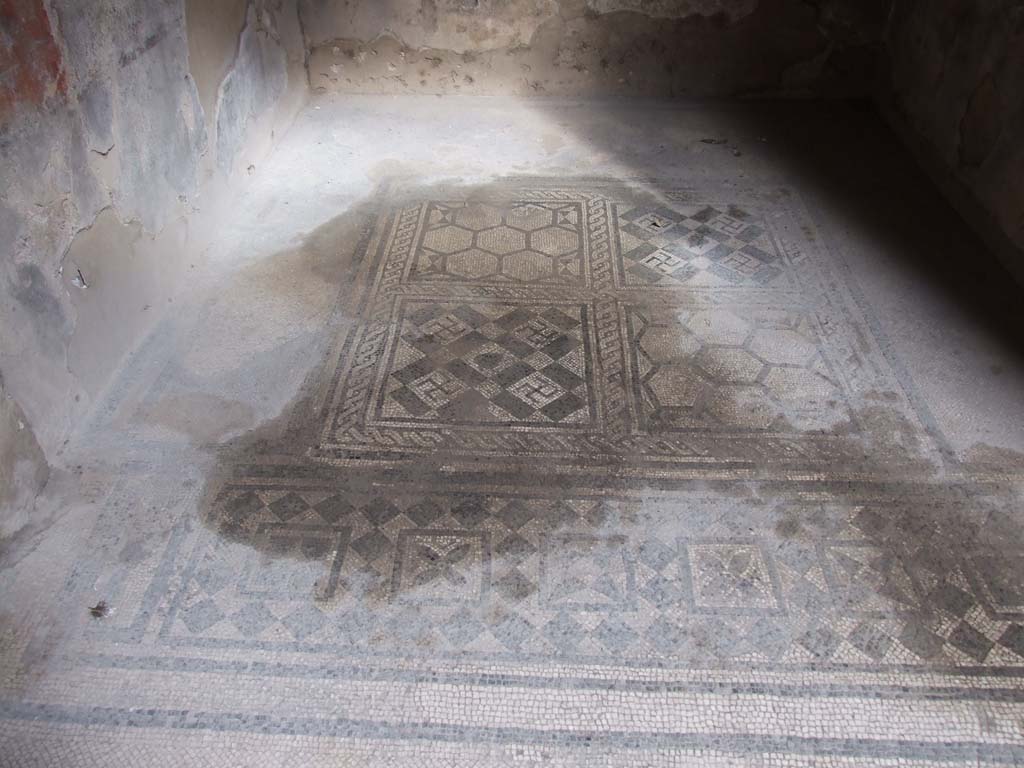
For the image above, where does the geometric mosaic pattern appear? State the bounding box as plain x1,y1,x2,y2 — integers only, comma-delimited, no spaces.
409,201,586,285
162,486,1024,667
625,303,850,431
379,301,594,425
683,539,783,613
616,203,784,287
319,182,931,476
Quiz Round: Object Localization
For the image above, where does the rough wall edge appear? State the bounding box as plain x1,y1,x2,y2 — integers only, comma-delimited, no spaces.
213,2,265,175
877,97,1024,287
306,24,831,98
294,0,312,89
303,0,892,98
298,0,765,51
585,0,759,21
214,1,308,176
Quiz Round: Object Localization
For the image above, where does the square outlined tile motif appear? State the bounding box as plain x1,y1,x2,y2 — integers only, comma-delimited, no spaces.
391,529,490,604
681,538,784,615
241,523,350,602
540,534,636,611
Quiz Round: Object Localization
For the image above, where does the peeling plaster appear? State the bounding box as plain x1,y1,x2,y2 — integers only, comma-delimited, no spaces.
0,0,306,524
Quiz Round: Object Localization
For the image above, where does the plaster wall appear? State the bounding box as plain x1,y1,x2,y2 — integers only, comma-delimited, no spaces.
881,0,1024,281
0,0,306,525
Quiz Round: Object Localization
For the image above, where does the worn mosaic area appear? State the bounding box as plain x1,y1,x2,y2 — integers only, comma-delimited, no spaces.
4,181,1023,765
160,485,1024,667
23,476,1024,765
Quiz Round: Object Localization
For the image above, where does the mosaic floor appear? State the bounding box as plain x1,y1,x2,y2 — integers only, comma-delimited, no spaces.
313,182,931,474
4,175,1024,766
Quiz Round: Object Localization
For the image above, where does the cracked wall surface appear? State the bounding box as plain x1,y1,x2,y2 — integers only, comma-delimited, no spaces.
301,0,892,97
882,0,1024,280
0,0,305,526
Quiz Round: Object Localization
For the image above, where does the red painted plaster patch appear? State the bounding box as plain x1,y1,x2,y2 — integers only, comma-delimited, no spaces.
0,0,68,119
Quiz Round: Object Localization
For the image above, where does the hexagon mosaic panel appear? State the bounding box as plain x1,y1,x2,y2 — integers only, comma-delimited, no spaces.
409,201,586,285
623,303,850,432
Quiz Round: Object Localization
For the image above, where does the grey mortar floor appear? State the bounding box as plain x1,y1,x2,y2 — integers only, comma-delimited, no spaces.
2,96,1024,766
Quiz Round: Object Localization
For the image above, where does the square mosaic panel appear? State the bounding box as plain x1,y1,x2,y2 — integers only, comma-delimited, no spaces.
681,539,784,615
408,201,587,285
615,203,786,288
375,300,596,427
623,303,852,433
391,529,490,604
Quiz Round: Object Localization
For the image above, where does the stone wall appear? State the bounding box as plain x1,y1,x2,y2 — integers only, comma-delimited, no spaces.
301,0,892,97
0,0,306,524
882,0,1024,279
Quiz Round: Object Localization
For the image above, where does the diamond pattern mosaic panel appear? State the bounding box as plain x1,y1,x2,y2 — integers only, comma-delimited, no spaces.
378,301,595,426
615,203,785,287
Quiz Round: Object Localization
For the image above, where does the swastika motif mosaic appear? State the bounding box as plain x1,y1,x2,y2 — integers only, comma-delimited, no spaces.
377,301,596,426
615,203,786,287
